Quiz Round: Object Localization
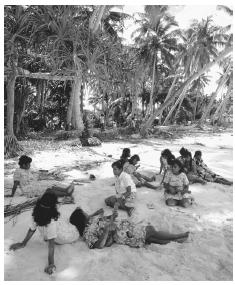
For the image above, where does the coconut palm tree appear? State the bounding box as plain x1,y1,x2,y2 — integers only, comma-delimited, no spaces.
133,5,180,120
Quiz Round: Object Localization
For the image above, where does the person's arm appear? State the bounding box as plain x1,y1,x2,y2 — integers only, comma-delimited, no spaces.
11,181,20,197
93,223,116,249
122,186,132,199
191,160,197,174
10,228,36,250
182,184,190,194
163,183,178,194
44,239,56,275
89,208,104,218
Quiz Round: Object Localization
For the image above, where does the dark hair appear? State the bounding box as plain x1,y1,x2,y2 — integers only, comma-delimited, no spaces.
179,147,189,157
112,160,123,170
172,159,184,173
161,149,175,166
194,150,202,157
70,208,88,236
32,192,60,227
129,154,140,165
120,148,131,160
19,155,32,167
161,149,172,158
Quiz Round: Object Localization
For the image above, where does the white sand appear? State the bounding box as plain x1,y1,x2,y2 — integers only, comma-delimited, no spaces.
4,132,233,281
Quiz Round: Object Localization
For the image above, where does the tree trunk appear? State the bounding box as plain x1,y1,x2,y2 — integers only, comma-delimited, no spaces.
145,52,157,120
140,46,232,136
6,73,16,136
5,72,23,157
158,75,179,125
66,54,84,132
193,88,200,121
163,87,187,125
200,62,232,124
66,84,75,129
212,81,232,124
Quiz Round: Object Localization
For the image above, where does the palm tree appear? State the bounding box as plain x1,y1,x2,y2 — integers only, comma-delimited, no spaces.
140,45,232,136
133,5,179,120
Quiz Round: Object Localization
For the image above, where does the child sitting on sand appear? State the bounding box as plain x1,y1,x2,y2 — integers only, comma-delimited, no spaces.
194,150,233,185
163,159,194,208
159,149,175,174
120,148,131,165
10,155,74,200
105,160,136,216
159,149,175,184
123,155,158,190
9,192,80,274
177,148,206,185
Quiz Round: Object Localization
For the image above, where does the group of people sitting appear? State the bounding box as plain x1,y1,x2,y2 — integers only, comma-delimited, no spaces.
8,147,232,275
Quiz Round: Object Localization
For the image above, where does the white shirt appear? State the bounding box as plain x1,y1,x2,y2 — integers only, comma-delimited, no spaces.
115,171,136,198
30,217,79,245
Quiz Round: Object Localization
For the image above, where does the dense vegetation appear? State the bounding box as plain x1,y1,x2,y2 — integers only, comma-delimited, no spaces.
4,5,233,156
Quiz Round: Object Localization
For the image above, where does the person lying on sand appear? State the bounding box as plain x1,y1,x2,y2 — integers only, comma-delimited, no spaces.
105,160,136,217
193,150,233,185
163,159,194,208
70,206,190,249
123,155,159,190
9,155,74,201
178,148,206,185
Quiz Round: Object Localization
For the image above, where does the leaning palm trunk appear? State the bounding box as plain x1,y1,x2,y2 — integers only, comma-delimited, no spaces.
200,62,232,124
212,81,232,124
145,52,157,120
163,87,187,125
158,74,179,124
140,46,232,136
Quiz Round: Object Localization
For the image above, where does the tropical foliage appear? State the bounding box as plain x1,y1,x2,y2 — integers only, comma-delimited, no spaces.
4,4,233,154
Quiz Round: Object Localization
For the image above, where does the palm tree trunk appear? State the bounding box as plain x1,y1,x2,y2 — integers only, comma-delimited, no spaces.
158,74,179,124
212,81,232,124
200,62,232,123
193,87,200,121
140,46,232,136
145,52,157,119
163,87,187,125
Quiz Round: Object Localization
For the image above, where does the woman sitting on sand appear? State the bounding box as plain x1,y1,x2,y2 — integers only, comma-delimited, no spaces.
69,206,190,249
178,148,206,184
105,160,136,217
123,155,158,190
193,150,233,185
10,155,74,202
163,159,194,208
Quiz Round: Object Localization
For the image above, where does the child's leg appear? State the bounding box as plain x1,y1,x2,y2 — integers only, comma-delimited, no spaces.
50,183,74,196
179,198,191,208
143,181,159,190
165,199,179,206
214,177,233,185
145,225,189,244
188,174,206,185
